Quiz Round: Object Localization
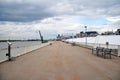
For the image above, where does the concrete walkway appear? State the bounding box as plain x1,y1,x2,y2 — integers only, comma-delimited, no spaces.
0,41,120,80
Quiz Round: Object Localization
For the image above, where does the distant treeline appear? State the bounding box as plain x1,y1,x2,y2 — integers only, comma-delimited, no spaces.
0,40,21,42
27,39,40,41
27,39,48,43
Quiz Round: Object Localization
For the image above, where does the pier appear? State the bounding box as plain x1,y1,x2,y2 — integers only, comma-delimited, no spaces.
0,41,120,80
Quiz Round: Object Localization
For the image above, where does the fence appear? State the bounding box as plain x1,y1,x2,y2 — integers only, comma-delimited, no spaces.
64,40,120,57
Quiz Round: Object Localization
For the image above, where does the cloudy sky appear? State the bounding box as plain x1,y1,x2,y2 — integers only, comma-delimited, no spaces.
0,0,120,40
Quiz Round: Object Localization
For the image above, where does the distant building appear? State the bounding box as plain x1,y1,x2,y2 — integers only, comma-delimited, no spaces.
101,31,114,35
76,33,80,38
56,34,62,41
85,31,98,37
56,34,72,40
75,31,98,38
76,31,85,38
80,31,85,37
115,29,120,35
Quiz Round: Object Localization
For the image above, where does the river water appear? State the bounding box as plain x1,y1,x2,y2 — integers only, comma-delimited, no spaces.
0,41,42,62
0,41,41,50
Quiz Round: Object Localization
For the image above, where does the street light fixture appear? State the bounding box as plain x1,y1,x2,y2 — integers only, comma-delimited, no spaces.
85,26,87,47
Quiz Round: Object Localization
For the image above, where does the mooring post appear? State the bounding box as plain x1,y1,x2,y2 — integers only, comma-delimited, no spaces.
6,42,12,61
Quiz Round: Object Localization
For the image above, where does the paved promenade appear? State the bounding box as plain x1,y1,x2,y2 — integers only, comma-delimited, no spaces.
0,41,120,80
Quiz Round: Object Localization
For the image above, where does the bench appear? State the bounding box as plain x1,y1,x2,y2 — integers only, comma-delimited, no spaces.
103,48,112,59
92,47,104,56
96,47,104,56
92,47,112,59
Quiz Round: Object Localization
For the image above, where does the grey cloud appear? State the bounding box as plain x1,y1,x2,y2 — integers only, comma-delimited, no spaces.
49,0,120,17
0,0,120,22
68,0,120,17
0,1,54,22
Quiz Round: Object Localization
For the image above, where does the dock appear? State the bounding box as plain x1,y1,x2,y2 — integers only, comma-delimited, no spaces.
0,41,120,80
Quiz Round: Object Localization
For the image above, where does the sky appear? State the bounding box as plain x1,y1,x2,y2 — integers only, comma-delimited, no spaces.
0,0,120,40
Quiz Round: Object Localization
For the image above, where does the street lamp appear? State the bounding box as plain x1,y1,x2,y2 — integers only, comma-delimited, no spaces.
85,26,87,47
72,33,74,43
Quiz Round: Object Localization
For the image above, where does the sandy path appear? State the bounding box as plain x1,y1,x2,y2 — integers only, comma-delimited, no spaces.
0,41,120,80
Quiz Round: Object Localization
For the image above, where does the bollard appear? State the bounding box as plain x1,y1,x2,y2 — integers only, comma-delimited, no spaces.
6,42,12,61
118,45,120,57
106,42,109,48
50,43,52,45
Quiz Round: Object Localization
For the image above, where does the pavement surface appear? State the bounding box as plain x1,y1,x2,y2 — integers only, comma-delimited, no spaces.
0,41,120,80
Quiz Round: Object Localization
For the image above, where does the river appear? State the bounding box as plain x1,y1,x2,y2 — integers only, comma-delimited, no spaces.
0,41,42,63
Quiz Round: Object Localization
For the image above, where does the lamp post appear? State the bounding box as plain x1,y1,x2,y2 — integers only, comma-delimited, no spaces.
85,26,87,47
72,33,74,43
